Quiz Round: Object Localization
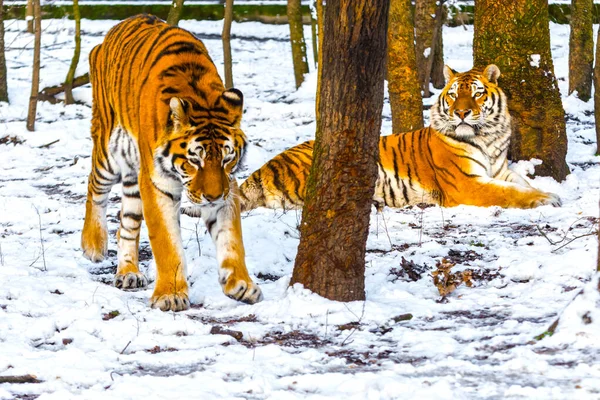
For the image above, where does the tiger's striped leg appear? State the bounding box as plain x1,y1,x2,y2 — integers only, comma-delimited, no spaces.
114,172,148,290
202,184,262,304
81,139,120,262
139,171,190,312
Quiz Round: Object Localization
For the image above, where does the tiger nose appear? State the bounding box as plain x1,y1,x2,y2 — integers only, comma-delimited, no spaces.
454,109,472,120
203,193,223,203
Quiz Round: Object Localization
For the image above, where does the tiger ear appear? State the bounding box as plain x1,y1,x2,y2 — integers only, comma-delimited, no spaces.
169,97,189,129
221,88,244,127
443,65,456,83
483,64,501,84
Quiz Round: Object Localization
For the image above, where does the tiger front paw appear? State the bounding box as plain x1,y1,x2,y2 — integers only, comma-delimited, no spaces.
219,268,263,304
115,272,148,290
150,292,191,312
534,192,562,208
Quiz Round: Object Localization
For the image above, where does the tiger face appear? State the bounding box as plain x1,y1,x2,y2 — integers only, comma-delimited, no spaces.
156,90,247,207
431,64,509,141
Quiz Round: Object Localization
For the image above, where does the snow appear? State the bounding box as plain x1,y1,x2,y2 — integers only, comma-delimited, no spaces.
530,54,541,68
1,17,600,399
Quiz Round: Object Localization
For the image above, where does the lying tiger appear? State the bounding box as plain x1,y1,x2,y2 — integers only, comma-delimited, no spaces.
184,64,560,214
81,15,262,311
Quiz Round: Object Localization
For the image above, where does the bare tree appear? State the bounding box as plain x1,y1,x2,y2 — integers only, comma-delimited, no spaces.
568,0,593,101
415,0,445,95
167,0,185,26
287,0,309,89
26,0,41,131
0,0,8,103
26,0,33,33
291,0,390,301
388,0,424,132
309,0,318,67
474,0,569,181
222,0,234,88
64,0,81,105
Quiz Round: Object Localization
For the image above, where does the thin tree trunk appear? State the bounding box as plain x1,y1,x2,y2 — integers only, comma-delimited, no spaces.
291,0,390,301
166,0,185,26
64,0,81,105
473,0,570,181
594,26,600,156
568,0,593,101
310,0,318,68
26,0,41,132
415,0,445,96
387,0,423,132
26,0,33,34
287,0,309,89
222,0,234,88
0,0,8,103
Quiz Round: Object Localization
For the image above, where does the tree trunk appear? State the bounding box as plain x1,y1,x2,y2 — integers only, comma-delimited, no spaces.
64,0,81,105
222,0,234,88
166,0,185,26
387,0,423,132
473,0,570,182
568,0,593,101
310,0,318,67
26,0,33,34
291,0,390,301
26,0,41,132
0,0,8,103
415,0,445,96
594,26,600,156
287,0,309,89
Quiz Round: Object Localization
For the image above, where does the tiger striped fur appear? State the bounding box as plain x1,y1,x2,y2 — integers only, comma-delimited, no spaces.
230,65,561,212
81,15,262,311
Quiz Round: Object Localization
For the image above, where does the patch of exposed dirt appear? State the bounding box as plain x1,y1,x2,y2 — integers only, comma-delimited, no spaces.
389,257,429,282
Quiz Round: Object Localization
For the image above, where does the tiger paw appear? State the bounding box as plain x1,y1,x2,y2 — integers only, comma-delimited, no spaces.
150,292,190,312
534,192,562,208
219,269,263,304
115,272,148,290
81,224,108,263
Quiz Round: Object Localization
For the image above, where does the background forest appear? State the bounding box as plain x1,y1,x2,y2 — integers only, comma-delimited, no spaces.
0,0,599,399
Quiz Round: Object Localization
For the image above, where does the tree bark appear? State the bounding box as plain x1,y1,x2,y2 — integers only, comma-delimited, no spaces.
287,0,309,89
415,0,445,95
166,0,185,26
594,26,600,156
568,0,593,101
473,0,570,181
26,0,41,132
291,0,390,301
0,0,8,103
64,0,81,105
222,0,234,88
26,0,33,34
387,0,423,132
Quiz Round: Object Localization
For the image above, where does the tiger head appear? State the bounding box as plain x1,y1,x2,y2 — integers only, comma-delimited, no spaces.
431,64,510,141
157,88,247,206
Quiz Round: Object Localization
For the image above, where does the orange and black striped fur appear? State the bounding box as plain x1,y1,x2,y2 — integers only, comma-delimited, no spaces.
81,15,262,311
233,65,561,212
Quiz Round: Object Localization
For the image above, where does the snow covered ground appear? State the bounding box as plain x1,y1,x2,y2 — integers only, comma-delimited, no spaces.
0,17,599,400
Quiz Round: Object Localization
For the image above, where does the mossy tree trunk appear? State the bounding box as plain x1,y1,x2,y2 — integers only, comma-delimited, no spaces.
0,0,8,103
568,0,593,101
64,0,81,105
415,0,445,95
474,0,569,181
222,0,234,88
26,0,41,131
287,0,309,89
310,0,318,67
594,26,600,156
166,0,185,26
388,0,423,132
291,0,390,301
